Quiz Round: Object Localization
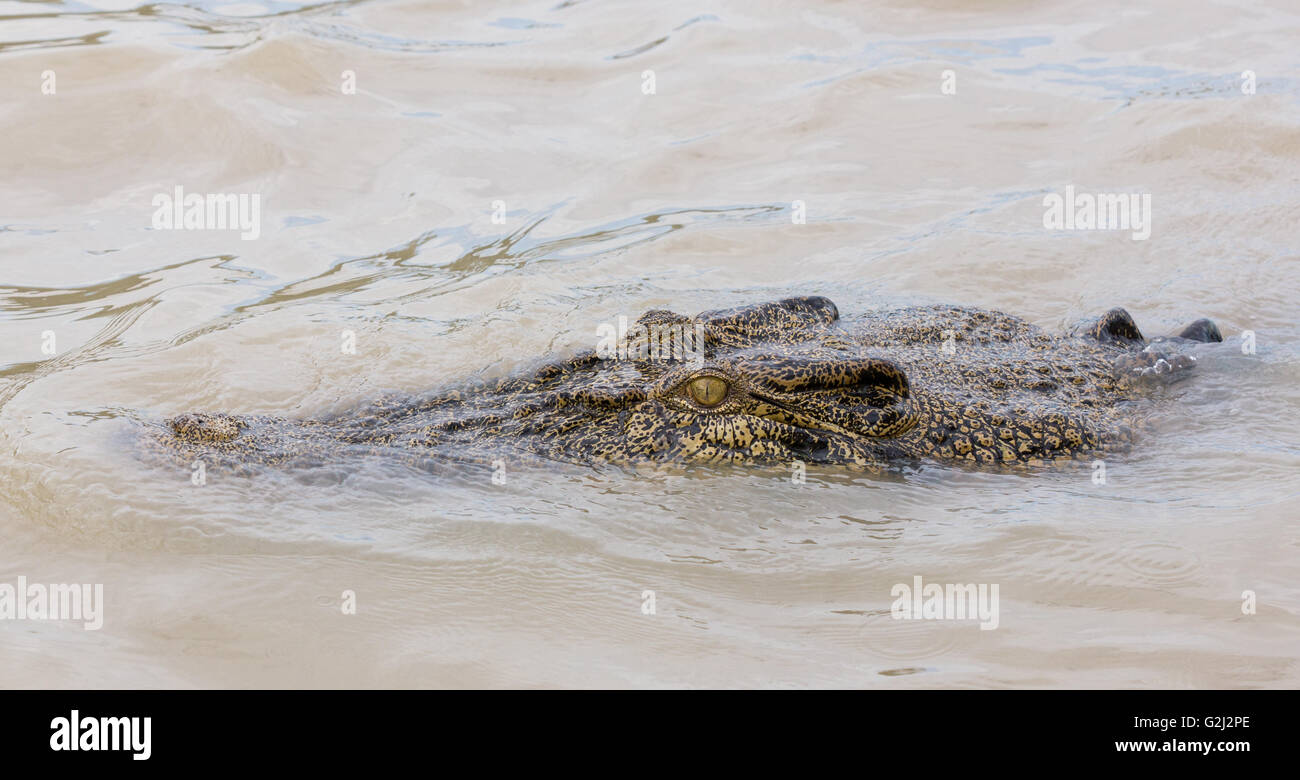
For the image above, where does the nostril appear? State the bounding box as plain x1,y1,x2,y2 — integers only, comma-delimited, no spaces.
170,413,242,442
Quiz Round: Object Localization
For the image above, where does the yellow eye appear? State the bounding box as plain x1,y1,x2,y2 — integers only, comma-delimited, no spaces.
687,376,728,407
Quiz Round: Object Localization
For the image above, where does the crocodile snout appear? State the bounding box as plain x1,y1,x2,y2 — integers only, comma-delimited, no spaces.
169,413,243,443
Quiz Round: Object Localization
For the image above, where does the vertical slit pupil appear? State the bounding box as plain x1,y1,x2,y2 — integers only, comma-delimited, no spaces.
689,377,727,406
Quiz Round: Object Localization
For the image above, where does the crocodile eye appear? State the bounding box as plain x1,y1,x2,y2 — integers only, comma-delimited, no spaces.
687,376,728,407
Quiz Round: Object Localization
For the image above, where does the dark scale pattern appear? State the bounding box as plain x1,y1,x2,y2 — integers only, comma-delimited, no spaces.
139,296,1221,474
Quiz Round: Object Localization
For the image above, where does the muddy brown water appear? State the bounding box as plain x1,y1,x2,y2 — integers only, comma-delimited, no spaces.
1,0,1298,687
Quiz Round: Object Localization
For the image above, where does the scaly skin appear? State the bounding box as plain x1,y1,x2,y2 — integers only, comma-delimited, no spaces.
141,296,1221,473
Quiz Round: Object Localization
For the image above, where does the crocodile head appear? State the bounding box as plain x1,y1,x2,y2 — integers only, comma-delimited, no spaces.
153,295,1217,472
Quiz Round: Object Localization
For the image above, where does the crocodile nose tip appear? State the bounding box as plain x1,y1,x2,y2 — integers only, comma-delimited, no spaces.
170,413,242,442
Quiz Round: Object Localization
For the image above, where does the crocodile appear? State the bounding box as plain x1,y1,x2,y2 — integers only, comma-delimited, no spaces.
143,296,1222,474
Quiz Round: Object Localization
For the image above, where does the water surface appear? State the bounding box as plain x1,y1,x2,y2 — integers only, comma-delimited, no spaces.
2,0,1299,687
